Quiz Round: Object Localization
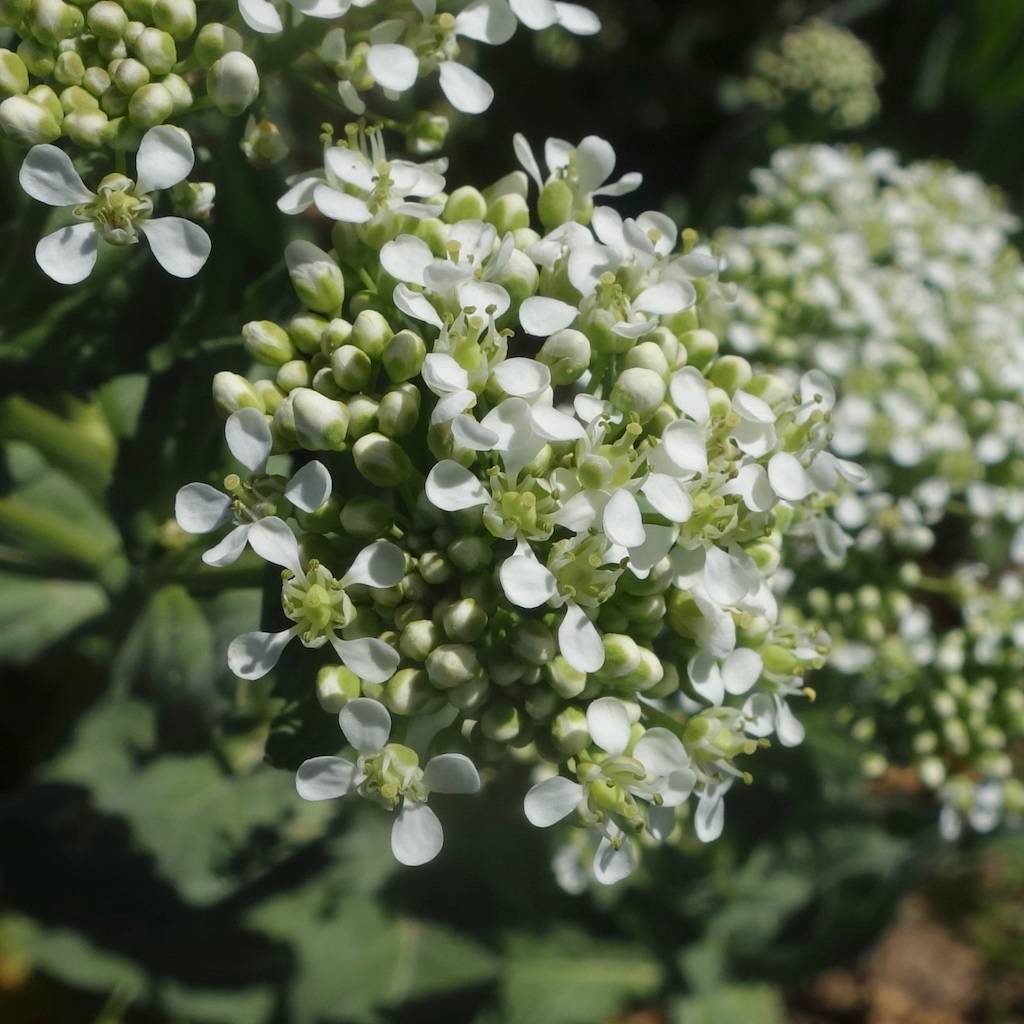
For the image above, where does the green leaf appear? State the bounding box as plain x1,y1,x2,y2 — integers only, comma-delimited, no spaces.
673,984,785,1024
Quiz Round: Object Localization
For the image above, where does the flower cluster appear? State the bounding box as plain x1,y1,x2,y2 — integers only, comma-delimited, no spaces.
716,144,1024,833
743,18,881,131
177,129,843,883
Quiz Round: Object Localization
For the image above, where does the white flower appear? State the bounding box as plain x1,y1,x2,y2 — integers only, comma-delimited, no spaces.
295,698,480,866
514,133,641,205
238,0,374,35
507,0,600,34
19,126,211,284
175,408,332,567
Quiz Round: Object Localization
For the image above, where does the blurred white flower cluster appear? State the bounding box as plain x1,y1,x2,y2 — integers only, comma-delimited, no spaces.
717,144,1024,833
176,131,844,882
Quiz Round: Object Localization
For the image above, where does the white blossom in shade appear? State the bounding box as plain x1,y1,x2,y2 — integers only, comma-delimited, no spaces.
295,698,480,866
507,0,600,34
687,648,764,707
693,779,732,843
226,537,407,684
513,133,641,206
278,127,445,223
19,127,210,283
175,408,333,568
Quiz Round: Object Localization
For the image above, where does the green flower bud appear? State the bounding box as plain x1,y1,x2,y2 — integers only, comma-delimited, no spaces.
152,0,195,40
160,72,192,111
207,50,258,116
448,676,489,713
538,178,574,229
611,367,666,420
0,94,60,143
511,620,557,666
99,37,129,61
56,51,88,89
708,354,752,394
27,83,61,118
442,598,487,643
447,535,490,573
382,329,426,383
84,67,112,97
384,668,441,715
113,56,149,93
427,643,480,689
525,686,560,721
128,80,173,125
443,185,487,223
352,432,411,486
405,109,448,155
545,655,586,698
345,394,378,439
87,0,127,38
123,0,153,20
399,619,439,662
351,309,393,361
377,383,420,438
331,345,372,392
311,366,342,399
133,27,176,76
1,50,30,97
29,0,82,46
616,648,664,691
680,328,718,368
761,644,797,675
292,387,349,451
275,359,311,393
243,320,294,366
418,549,451,585
599,634,641,679
60,84,97,112
486,193,529,234
321,317,351,354
623,340,670,377
340,495,392,538
551,706,589,754
287,241,344,314
212,371,264,414
16,39,53,77
316,664,361,713
481,699,521,742
194,22,241,68
644,661,680,699
0,0,30,25
537,328,590,385
240,114,287,167
282,314,325,357
63,107,108,145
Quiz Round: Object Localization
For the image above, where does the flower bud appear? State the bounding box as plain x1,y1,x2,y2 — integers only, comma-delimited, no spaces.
63,107,108,145
442,598,487,643
315,664,361,713
405,109,448,154
212,371,264,414
611,367,666,420
708,354,752,394
680,328,718,368
286,240,344,314
29,0,82,46
60,84,97,113
399,619,439,662
481,699,521,742
240,115,287,167
538,178,574,229
377,383,420,438
486,193,529,234
0,0,30,25
321,317,351,354
384,668,441,715
538,328,590,385
418,550,451,585
600,634,642,679
511,620,557,666
339,495,392,538
623,340,670,377
133,27,176,75
194,23,241,68
443,185,487,223
351,309,392,361
1,50,30,97
99,37,129,61
426,643,480,689
292,388,349,451
0,94,60,144
449,676,489,713
447,535,490,573
352,432,411,486
550,707,588,755
84,66,111,96
242,320,294,366
346,395,378,439
152,0,195,41
16,39,53,77
275,359,310,393
87,0,127,38
525,687,559,721
127,80,172,126
545,655,586,698
382,329,426,383
161,72,192,111
207,50,258,116
330,345,371,392
113,57,149,94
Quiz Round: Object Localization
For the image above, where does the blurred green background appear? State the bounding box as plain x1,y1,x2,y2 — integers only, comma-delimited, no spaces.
3,1,1024,1021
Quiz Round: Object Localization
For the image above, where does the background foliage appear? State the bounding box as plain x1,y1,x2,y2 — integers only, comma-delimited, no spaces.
3,1,1024,1021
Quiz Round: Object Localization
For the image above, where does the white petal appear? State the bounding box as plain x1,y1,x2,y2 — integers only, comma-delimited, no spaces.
743,693,776,739
247,516,304,575
291,0,353,16
694,789,725,842
632,280,695,315
524,775,583,827
688,651,724,706
135,126,194,193
520,296,578,335
20,145,93,206
392,800,444,866
568,243,617,295
586,696,630,756
669,369,710,425
593,834,636,885
530,404,585,442
380,234,434,285
227,627,295,680
341,540,406,589
510,0,557,29
694,591,736,658
554,2,601,35
285,461,332,513
425,460,489,511
140,218,211,278
703,546,750,606
438,61,493,114
626,523,676,579
314,184,372,224
513,132,543,188
493,357,550,398
390,161,445,197
394,283,443,328
559,602,604,673
603,490,644,549
337,80,366,115
225,407,272,472
239,0,283,32
455,0,517,44
458,279,510,318
424,752,481,794
647,804,676,841
278,175,319,215
640,474,692,522
634,728,689,781
554,489,605,532
800,369,835,411
768,452,811,502
733,390,775,424
202,524,251,566
174,482,231,533
35,223,98,285
339,696,392,751
432,389,476,424
323,147,374,191
731,420,776,458
731,463,776,513
367,15,404,42
592,172,642,197
332,637,401,684
775,697,805,747
661,767,697,807
721,648,762,696
612,319,657,339
575,135,615,194
422,353,469,394
452,414,499,450
367,44,420,92
661,421,707,476
499,544,557,608
295,756,357,800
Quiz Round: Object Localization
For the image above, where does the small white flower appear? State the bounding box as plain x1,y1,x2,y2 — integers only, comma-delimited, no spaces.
514,133,641,205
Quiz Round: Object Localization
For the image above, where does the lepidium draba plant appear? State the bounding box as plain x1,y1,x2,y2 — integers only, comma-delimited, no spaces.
173,122,847,884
